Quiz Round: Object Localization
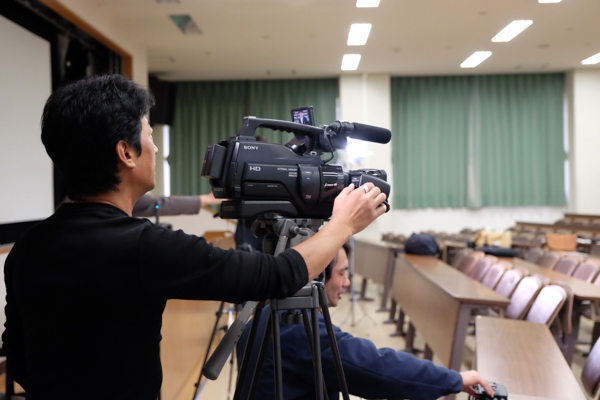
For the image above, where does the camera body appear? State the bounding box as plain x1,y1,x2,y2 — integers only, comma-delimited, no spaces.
202,116,391,219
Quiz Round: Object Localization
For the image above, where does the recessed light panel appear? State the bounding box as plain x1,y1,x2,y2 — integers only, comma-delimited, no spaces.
539,0,561,3
348,24,372,46
169,15,202,35
461,51,492,68
341,54,361,70
492,20,533,42
356,0,380,7
582,52,600,65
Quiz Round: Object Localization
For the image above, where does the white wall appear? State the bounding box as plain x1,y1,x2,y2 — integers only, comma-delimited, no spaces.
339,73,569,240
58,0,148,86
568,69,600,214
0,14,54,224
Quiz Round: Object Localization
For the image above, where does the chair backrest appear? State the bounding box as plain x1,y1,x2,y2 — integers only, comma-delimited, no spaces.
469,259,492,281
457,253,482,275
481,263,507,289
505,276,544,320
451,248,473,269
525,285,567,326
526,247,545,264
494,269,524,298
572,262,600,283
550,281,574,335
533,273,551,286
582,337,600,397
483,254,498,264
536,252,561,269
553,257,579,276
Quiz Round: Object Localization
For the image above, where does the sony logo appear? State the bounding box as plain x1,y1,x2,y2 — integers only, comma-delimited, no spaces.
243,145,259,150
324,183,338,187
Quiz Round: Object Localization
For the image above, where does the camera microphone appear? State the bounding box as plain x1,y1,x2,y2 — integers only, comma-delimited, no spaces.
327,121,391,144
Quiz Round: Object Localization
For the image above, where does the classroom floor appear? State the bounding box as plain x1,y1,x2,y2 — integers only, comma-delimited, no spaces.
194,273,595,400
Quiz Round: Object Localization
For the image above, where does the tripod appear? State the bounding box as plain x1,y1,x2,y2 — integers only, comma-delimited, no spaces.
202,217,351,400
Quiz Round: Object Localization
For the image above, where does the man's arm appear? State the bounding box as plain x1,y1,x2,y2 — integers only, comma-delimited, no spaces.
320,322,493,399
132,194,201,217
2,253,28,389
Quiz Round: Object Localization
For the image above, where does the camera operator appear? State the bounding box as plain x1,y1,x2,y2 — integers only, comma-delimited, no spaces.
2,74,386,400
237,242,495,400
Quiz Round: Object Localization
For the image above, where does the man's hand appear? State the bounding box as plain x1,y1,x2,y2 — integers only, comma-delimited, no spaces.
200,192,224,207
460,371,494,397
292,182,387,281
329,183,387,236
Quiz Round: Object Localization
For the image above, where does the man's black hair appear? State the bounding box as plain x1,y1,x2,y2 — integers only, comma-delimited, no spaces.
324,240,352,281
41,74,155,201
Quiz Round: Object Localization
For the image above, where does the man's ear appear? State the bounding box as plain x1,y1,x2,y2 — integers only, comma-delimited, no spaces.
116,140,136,169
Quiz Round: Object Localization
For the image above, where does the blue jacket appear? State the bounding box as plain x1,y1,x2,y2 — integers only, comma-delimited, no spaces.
236,306,462,400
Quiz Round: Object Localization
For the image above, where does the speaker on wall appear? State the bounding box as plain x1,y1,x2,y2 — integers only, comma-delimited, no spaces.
149,75,177,126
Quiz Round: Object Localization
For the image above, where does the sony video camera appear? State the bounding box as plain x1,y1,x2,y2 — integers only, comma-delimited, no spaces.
201,113,392,220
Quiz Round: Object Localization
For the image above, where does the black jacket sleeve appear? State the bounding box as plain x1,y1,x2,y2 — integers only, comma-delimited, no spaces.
2,249,28,389
137,225,308,303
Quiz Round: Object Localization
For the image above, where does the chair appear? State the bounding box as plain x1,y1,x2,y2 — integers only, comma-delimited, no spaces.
582,338,600,397
457,252,484,275
553,218,571,226
552,257,579,276
525,247,545,264
481,263,507,289
536,252,561,269
551,281,574,338
451,248,473,269
533,273,551,286
524,285,567,326
469,259,492,282
494,269,524,298
483,254,498,264
572,262,600,283
505,276,544,320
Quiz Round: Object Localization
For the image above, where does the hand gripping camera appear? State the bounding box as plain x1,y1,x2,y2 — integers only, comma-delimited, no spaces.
201,116,392,219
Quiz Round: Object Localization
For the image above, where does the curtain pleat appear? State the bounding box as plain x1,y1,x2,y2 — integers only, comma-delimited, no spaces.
392,73,565,209
169,79,338,195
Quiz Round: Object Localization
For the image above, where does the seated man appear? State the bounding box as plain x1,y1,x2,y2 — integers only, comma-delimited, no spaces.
237,242,494,400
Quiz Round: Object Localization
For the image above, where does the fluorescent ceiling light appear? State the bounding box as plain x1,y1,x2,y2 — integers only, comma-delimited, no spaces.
492,20,533,42
539,0,561,3
341,54,361,70
460,51,492,68
356,0,380,7
582,52,600,65
348,24,372,46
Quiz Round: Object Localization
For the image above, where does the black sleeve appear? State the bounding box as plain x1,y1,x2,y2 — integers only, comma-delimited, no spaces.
137,225,308,303
2,251,28,389
132,195,201,217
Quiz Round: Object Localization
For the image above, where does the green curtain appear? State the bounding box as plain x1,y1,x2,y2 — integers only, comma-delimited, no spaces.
391,73,565,209
169,79,338,195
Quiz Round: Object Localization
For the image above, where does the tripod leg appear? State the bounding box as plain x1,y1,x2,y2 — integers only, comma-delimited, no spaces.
301,310,329,400
311,308,325,400
246,315,273,400
192,301,226,400
232,301,267,400
271,307,284,400
320,305,351,400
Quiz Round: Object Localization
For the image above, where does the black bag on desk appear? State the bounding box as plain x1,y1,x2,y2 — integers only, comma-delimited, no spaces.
478,245,516,258
405,233,439,256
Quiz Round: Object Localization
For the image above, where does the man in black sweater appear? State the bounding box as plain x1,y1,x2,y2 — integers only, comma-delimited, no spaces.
2,74,387,399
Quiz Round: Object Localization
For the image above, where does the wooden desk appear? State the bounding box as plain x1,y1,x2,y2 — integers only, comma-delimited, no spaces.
393,255,510,400
516,221,600,234
475,317,586,400
353,238,401,311
512,257,600,365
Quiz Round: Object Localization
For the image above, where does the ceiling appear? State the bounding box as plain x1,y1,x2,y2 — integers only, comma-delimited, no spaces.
94,0,600,81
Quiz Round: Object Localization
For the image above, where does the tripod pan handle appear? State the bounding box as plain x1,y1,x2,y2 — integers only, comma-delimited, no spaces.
202,319,244,380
